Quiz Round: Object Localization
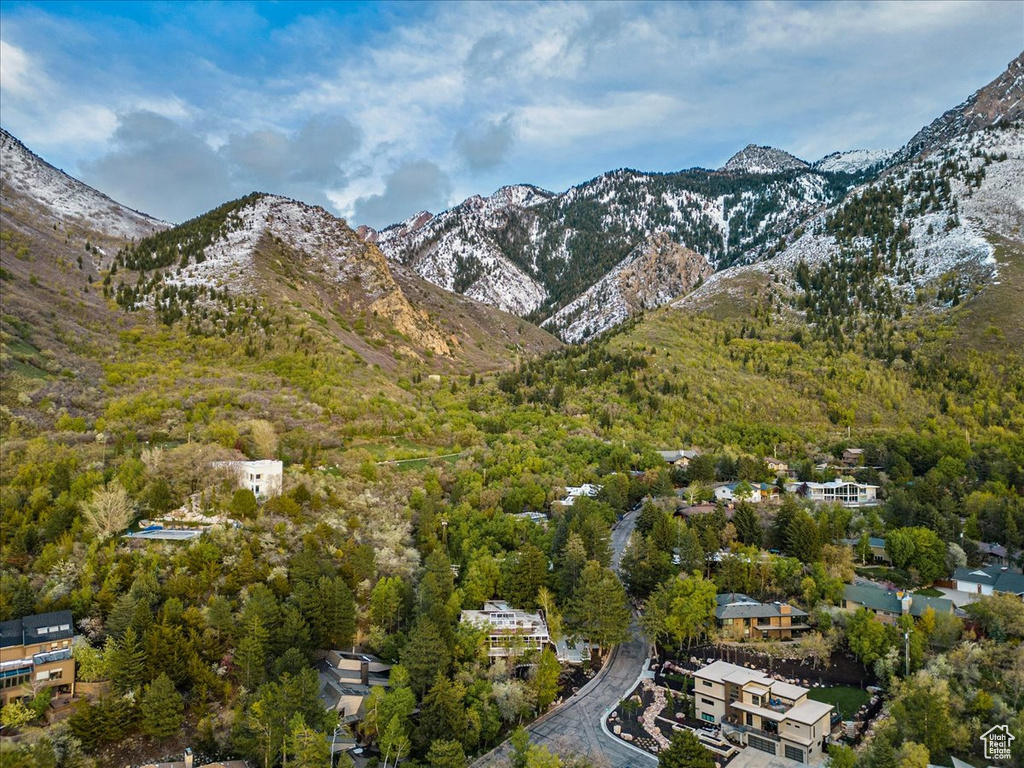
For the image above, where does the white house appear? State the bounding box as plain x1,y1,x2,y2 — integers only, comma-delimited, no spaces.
217,459,283,498
785,478,878,507
460,600,551,659
952,565,1024,598
555,484,602,507
694,660,834,764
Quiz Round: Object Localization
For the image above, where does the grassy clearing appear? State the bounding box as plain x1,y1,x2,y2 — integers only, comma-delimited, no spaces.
808,686,870,720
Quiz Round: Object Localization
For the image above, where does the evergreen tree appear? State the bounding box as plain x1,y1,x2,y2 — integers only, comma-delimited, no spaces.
108,626,146,694
140,673,183,739
401,617,451,696
419,674,468,749
733,502,763,546
426,738,468,768
285,713,332,768
569,561,630,650
234,614,269,690
659,729,715,768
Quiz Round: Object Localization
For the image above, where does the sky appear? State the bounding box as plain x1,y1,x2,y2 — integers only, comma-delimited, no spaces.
0,1,1021,228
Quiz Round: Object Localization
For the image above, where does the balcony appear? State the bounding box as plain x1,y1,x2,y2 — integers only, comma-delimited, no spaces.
33,648,72,665
723,719,780,742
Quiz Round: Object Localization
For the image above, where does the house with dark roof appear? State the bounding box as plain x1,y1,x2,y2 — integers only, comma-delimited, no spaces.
952,565,1024,598
841,584,954,624
975,542,1022,568
715,594,810,639
0,610,76,705
658,449,701,467
841,536,891,564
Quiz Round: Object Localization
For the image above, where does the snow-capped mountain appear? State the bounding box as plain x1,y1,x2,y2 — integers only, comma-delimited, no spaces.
720,144,810,174
370,165,860,330
543,232,713,343
813,149,894,174
0,127,165,243
899,51,1024,162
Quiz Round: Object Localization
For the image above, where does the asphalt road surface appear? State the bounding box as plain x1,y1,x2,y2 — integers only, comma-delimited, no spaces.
478,506,658,767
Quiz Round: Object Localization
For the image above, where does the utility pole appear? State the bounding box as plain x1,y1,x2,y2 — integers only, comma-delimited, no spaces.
903,630,911,677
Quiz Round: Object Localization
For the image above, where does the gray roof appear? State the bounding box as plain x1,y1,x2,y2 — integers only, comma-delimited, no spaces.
951,564,1024,593
843,584,952,617
715,601,808,621
716,593,757,606
0,610,74,648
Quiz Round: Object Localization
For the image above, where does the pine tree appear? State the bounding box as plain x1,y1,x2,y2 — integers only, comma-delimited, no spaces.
234,614,269,690
401,618,451,696
733,502,763,546
108,626,146,694
285,713,332,768
659,729,715,768
426,738,467,768
140,673,183,738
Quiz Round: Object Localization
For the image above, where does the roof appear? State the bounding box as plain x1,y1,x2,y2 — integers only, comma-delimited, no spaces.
785,699,835,725
842,536,886,549
843,584,953,617
0,610,74,648
995,570,1024,595
695,660,772,686
716,593,757,606
951,565,1024,594
716,601,808,621
658,450,700,462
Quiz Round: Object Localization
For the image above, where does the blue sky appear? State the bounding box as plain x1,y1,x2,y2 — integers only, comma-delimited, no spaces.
1,1,1021,227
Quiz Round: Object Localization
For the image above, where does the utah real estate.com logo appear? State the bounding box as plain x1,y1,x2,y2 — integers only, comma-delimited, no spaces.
980,724,1015,762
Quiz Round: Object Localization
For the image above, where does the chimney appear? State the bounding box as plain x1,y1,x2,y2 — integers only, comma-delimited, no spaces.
779,603,791,615
900,594,912,615
361,660,369,686
184,748,194,768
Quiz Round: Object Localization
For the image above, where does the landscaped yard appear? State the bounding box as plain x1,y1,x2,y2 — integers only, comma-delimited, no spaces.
914,587,945,597
807,686,870,720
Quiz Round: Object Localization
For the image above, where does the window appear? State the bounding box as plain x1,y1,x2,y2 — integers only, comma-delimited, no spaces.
752,694,762,706
746,713,754,726
702,680,713,688
784,745,805,763
701,713,715,723
702,698,715,706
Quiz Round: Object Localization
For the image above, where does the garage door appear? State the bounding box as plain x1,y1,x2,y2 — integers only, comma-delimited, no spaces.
747,735,776,754
784,745,805,763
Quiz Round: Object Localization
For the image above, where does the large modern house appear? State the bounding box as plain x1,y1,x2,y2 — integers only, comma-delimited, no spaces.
460,600,551,659
785,479,878,507
715,594,810,640
215,459,283,498
0,610,76,706
694,660,834,764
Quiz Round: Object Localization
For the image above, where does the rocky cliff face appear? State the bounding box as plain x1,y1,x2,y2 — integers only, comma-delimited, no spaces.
544,233,713,342
720,144,811,174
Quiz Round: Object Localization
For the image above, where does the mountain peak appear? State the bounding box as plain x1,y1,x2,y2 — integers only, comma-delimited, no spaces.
721,144,810,174
900,51,1024,160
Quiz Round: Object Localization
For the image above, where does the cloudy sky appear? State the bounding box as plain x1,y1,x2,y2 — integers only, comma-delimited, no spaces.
1,1,1021,227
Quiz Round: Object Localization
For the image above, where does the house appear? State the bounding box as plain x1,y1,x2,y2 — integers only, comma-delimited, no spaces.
841,536,891,564
693,660,834,764
976,542,1022,567
317,651,391,725
785,479,878,507
0,610,76,706
952,565,1024,598
713,483,779,506
841,584,954,624
765,457,789,474
658,449,701,467
216,459,283,498
841,448,865,466
460,600,551,659
715,594,810,639
554,483,602,507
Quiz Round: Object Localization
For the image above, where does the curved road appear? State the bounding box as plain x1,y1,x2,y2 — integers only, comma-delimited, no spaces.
478,506,658,767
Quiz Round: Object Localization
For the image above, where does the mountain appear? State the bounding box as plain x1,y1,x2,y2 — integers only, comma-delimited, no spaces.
899,51,1024,162
543,232,712,343
1,132,560,437
370,166,864,330
1,128,164,244
813,149,894,174
720,144,810,174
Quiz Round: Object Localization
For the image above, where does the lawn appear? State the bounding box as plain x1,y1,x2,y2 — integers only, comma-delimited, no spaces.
915,587,945,597
807,686,870,720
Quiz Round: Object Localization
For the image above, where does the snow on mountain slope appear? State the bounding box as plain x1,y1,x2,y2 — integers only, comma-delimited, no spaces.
0,127,165,241
677,121,1023,314
814,149,894,174
544,233,712,342
721,144,810,174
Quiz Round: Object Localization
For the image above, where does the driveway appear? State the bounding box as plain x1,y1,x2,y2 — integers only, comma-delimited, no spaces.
476,506,657,767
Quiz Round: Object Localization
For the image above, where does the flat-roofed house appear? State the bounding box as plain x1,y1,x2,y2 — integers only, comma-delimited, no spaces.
786,479,878,507
693,660,835,764
0,610,75,705
214,459,283,498
715,594,810,640
460,601,551,659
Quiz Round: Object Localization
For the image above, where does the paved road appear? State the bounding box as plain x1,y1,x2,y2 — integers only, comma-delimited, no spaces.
477,507,658,767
